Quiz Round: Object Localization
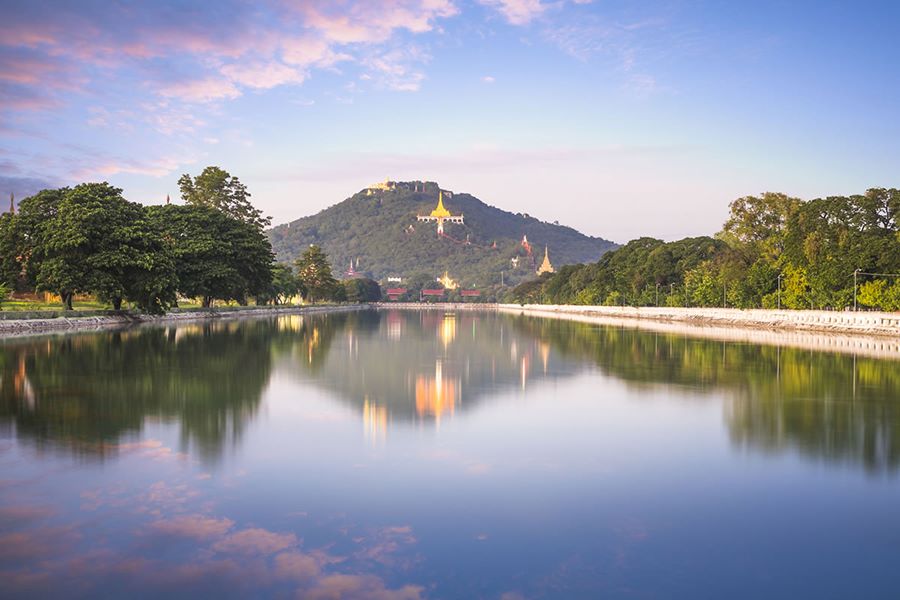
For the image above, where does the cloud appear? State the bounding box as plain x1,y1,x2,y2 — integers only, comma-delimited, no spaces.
362,45,432,91
212,527,299,556
158,77,242,103
148,515,235,540
478,0,547,25
0,175,59,201
481,75,496,83
220,62,305,90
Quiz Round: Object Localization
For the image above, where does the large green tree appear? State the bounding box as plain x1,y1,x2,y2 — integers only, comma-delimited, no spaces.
33,183,177,311
148,204,273,307
178,166,270,230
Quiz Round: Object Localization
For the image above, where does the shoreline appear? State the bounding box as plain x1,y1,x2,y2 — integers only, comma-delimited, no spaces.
3,302,898,361
494,303,900,361
0,304,369,338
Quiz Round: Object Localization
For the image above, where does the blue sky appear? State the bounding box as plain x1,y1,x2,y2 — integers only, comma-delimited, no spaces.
1,0,898,242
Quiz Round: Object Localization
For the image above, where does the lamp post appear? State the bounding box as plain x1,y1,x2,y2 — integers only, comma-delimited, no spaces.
853,268,860,311
777,273,783,310
656,283,660,307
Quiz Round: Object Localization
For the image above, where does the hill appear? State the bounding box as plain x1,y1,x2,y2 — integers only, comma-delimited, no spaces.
268,180,617,288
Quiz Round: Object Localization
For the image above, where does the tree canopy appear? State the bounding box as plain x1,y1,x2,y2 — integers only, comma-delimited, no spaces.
178,166,271,230
511,188,900,311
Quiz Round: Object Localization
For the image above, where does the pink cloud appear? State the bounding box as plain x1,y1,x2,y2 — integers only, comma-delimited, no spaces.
158,77,241,103
148,514,235,540
221,61,305,89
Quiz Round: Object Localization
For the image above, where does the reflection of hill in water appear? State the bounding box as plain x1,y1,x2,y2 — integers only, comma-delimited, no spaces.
0,321,280,463
510,315,900,473
4,310,900,472
280,310,580,428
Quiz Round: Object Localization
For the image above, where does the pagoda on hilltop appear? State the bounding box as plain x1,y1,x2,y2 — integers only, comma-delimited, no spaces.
537,246,555,275
417,190,464,235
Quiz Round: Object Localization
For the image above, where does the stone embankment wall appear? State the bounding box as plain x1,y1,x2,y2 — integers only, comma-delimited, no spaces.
497,304,900,337
497,304,900,361
0,305,367,337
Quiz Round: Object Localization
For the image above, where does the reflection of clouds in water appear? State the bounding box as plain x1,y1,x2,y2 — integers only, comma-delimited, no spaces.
355,525,419,568
212,528,298,556
0,504,54,524
2,471,426,599
147,514,235,540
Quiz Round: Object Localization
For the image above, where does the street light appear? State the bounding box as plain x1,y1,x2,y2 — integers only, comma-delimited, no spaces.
853,268,861,311
777,273,783,310
656,283,660,307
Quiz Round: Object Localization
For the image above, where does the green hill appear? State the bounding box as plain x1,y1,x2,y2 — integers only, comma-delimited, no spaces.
267,180,617,288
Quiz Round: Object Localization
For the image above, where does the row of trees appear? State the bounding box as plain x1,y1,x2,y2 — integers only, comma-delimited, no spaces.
0,167,275,312
285,245,382,304
511,188,900,310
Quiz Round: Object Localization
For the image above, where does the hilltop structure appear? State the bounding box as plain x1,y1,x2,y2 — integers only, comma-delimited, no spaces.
267,180,618,286
7,193,14,214
537,246,555,275
417,191,464,235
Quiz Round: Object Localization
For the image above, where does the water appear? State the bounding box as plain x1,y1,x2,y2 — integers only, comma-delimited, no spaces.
1,309,899,599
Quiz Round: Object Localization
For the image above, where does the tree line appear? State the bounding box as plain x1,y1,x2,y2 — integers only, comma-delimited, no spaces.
0,166,381,312
510,188,900,311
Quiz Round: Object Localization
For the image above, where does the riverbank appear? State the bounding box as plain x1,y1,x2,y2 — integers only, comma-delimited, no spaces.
0,304,367,337
495,303,900,361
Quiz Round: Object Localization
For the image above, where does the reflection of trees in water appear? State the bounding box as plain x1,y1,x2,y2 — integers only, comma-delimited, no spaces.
510,315,900,473
0,320,278,462
285,310,575,425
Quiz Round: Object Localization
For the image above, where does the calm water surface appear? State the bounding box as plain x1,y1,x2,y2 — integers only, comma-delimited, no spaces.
1,310,899,599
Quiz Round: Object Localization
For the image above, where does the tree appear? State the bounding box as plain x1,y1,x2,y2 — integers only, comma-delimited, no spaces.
258,263,300,305
344,278,382,303
14,188,67,301
295,245,340,303
178,166,270,230
148,204,273,308
34,183,177,312
0,211,20,288
718,192,801,261
0,282,10,310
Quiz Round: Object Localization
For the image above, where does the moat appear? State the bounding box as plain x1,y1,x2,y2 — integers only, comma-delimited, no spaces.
2,309,900,599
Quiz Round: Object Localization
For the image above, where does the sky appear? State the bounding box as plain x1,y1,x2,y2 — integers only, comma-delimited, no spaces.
1,0,898,243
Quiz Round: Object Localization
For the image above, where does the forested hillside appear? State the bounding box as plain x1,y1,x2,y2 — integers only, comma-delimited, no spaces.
268,181,616,288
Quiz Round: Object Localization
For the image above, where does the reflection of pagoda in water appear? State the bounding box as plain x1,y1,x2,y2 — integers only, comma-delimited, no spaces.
415,361,459,424
279,310,577,436
363,396,388,442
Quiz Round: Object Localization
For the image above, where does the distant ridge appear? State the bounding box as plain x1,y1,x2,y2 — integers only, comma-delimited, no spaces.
267,180,617,287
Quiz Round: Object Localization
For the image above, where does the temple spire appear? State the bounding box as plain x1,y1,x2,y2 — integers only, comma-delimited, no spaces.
166,194,170,205
537,246,555,275
8,192,15,215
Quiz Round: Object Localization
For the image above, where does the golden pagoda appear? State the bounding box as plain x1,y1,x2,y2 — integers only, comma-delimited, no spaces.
430,192,452,218
437,271,458,290
537,246,555,275
417,190,464,235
